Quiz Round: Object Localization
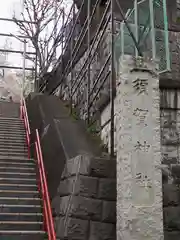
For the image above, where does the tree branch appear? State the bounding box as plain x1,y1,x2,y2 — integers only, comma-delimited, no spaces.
13,0,68,79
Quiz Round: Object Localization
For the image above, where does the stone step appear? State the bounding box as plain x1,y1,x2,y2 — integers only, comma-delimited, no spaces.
0,132,26,137
0,127,25,132
0,136,26,141
0,142,27,147
0,122,23,127
0,157,35,165
0,121,23,126
0,114,20,118
0,129,26,136
0,121,23,125
0,125,25,130
0,132,25,137
0,148,28,154
0,152,28,158
0,117,22,122
0,140,26,145
0,166,35,173
0,142,27,148
0,137,26,142
0,204,42,214
0,123,23,128
0,161,35,168
0,190,39,198
0,221,43,231
0,231,46,240
0,145,27,149
0,120,24,126
0,143,27,149
0,183,38,191
0,213,43,223
0,126,24,131
0,178,37,185
0,171,36,179
0,135,26,142
0,125,23,129
1,158,33,166
0,197,41,206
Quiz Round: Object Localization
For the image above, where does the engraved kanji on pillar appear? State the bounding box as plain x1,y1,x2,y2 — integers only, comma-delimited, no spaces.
132,74,155,206
116,56,163,240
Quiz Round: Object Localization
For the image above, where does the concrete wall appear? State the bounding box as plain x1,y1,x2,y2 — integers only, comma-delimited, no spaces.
26,94,103,199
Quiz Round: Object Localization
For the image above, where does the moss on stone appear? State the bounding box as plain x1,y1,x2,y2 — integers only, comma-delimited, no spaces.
65,103,109,154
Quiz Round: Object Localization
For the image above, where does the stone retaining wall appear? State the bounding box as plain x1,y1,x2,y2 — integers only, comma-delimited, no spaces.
52,154,116,240
163,164,180,240
160,89,180,240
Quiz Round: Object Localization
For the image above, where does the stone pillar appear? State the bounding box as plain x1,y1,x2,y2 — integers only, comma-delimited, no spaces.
116,55,163,240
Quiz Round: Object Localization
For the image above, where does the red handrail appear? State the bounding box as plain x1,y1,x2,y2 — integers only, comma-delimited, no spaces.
21,99,31,158
20,99,56,240
35,130,56,239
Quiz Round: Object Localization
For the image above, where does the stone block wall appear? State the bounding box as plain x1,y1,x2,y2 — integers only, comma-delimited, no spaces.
52,154,116,240
160,88,180,239
163,175,180,240
101,87,180,159
160,89,180,164
100,86,180,239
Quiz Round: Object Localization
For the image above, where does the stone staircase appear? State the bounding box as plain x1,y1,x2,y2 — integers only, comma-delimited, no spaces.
0,102,46,239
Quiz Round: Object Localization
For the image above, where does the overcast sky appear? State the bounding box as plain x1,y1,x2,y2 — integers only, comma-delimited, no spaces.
0,0,25,68
0,0,73,71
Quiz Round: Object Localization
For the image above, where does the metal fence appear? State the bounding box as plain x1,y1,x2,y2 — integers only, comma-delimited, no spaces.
39,0,116,157
115,0,170,73
39,0,170,158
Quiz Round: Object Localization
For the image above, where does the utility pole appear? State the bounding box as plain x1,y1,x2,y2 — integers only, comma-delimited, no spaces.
22,39,27,100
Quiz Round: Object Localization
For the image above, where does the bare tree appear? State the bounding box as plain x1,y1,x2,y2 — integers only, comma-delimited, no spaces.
0,38,34,99
13,0,67,78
